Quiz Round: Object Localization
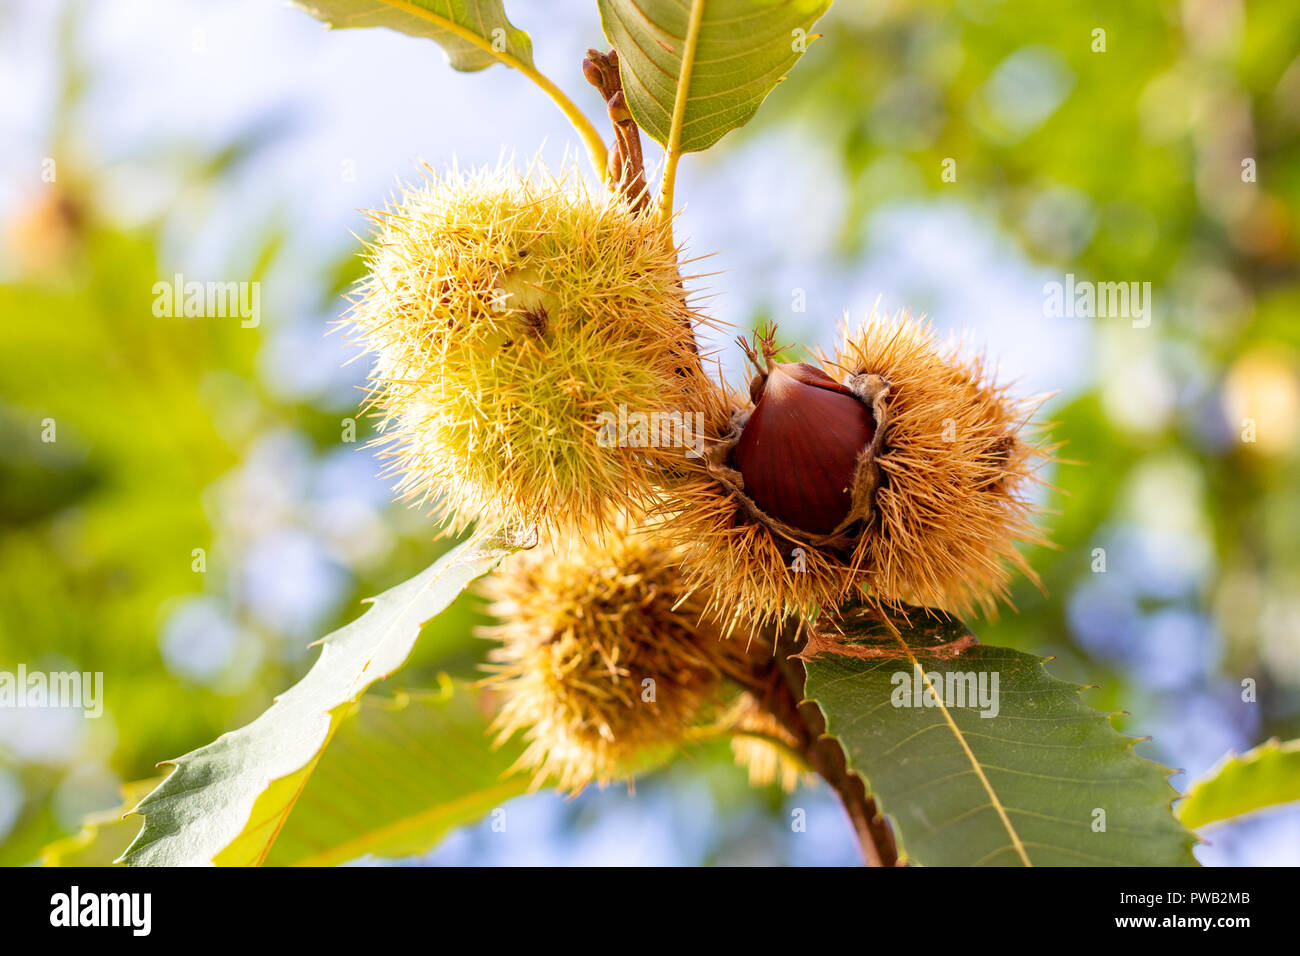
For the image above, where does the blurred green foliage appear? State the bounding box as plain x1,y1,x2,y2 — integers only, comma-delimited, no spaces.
2,0,1298,865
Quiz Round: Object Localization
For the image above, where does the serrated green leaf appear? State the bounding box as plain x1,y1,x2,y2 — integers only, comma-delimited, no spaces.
39,779,163,867
120,534,525,866
42,685,525,868
597,0,831,153
801,607,1198,866
265,685,528,865
1177,737,1300,829
291,0,533,72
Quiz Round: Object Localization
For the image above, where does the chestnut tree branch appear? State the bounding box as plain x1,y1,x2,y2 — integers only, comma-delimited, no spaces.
745,633,901,867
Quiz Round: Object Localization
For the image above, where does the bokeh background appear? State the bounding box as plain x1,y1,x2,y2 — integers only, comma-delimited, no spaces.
2,0,1299,865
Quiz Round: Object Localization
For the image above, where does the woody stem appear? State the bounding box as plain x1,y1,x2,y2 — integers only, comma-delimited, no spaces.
582,48,649,212
750,634,900,867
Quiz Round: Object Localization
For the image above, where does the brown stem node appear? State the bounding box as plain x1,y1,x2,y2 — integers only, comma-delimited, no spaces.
582,47,649,213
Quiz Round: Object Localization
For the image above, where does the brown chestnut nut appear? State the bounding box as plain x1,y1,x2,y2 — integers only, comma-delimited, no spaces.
731,362,875,535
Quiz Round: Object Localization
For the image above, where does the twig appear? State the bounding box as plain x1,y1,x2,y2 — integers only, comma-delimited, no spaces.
582,48,650,213
743,633,901,867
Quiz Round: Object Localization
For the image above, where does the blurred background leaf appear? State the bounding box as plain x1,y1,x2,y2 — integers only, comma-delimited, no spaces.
1177,737,1300,829
2,0,1298,865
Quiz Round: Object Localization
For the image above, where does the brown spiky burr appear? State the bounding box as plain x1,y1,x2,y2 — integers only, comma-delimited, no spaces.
665,311,1052,632
479,518,757,792
344,161,715,538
